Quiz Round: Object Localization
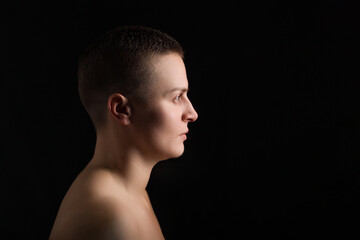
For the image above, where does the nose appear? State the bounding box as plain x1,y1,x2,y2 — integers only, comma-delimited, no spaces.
182,99,198,122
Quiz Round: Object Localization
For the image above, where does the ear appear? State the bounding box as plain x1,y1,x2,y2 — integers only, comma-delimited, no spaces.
108,93,131,125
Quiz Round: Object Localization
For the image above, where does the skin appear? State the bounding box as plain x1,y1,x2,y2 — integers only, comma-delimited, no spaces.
49,53,198,240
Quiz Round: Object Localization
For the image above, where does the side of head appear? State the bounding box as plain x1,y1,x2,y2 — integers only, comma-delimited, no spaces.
78,26,184,132
78,26,198,160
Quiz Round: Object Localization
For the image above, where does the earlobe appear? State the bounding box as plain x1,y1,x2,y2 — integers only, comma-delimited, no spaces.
108,93,132,125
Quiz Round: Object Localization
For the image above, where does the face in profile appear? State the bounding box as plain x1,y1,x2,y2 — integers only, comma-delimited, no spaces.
129,53,198,161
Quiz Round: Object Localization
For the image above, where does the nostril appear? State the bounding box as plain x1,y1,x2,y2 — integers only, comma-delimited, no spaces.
187,112,198,122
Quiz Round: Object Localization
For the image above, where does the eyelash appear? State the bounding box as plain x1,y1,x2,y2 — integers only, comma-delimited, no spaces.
173,93,183,102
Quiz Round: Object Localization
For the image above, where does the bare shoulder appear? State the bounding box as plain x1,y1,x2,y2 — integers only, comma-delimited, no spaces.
49,170,140,240
50,197,140,240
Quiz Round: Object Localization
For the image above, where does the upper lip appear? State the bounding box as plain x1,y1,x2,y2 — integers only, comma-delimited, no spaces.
180,129,189,135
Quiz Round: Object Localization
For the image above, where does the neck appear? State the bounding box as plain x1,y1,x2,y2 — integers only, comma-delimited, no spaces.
87,129,158,197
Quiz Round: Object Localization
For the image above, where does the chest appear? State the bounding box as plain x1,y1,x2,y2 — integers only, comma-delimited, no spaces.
131,203,164,239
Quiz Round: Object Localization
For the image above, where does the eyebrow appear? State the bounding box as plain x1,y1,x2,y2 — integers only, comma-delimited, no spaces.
164,87,188,95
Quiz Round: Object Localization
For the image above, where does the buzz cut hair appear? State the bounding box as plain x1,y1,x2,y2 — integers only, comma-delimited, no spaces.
77,26,184,131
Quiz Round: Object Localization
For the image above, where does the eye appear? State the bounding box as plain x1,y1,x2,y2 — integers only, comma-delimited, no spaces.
173,93,183,102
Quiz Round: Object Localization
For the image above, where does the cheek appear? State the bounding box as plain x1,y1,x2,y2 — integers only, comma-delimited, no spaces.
152,106,181,136
154,114,184,158
148,105,184,153
133,102,185,158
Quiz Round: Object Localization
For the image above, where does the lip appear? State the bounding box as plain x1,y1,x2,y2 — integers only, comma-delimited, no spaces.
180,129,189,135
180,129,189,140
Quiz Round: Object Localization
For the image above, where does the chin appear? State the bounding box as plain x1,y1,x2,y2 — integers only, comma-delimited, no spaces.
173,143,185,157
160,144,185,160
172,149,185,158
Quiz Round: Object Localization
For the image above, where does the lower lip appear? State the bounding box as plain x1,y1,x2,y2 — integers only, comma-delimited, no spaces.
180,134,187,140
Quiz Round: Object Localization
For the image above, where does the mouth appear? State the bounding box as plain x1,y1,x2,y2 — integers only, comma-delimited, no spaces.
180,129,189,135
180,129,189,140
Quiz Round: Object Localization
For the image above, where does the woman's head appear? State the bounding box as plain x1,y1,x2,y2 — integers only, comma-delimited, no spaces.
78,26,197,160
78,26,184,131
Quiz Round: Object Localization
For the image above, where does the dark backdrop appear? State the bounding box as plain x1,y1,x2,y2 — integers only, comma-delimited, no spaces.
1,1,360,239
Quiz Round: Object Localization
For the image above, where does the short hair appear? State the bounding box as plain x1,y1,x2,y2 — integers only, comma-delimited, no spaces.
77,26,184,131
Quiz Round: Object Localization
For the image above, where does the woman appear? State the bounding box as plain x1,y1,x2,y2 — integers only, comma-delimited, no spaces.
49,26,198,239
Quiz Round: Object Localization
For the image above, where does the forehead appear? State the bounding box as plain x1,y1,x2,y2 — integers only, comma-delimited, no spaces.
149,53,188,91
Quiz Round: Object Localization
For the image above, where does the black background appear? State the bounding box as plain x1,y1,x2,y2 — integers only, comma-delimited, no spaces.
2,1,360,239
